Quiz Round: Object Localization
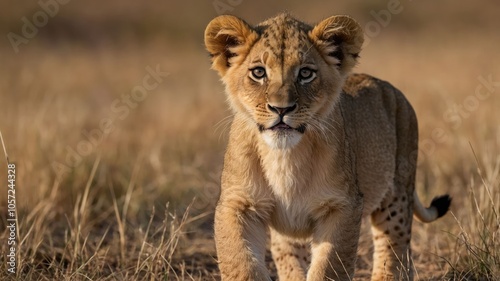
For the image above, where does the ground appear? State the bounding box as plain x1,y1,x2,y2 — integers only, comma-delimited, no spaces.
0,0,499,280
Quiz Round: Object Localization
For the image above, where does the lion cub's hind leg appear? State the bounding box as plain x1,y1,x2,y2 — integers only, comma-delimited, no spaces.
270,229,310,281
370,191,414,281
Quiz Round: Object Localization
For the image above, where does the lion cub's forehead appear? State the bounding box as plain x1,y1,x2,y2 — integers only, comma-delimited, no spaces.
254,14,313,63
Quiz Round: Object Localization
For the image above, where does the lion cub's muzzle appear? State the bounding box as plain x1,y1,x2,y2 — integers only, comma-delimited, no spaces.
267,103,297,117
258,102,306,134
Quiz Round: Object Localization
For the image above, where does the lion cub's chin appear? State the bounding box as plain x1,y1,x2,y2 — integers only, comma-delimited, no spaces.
261,130,303,149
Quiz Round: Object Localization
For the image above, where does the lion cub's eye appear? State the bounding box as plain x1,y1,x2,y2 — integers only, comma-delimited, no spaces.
250,67,266,80
298,67,316,84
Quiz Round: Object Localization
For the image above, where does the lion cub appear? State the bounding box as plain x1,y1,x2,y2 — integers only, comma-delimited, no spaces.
204,13,451,281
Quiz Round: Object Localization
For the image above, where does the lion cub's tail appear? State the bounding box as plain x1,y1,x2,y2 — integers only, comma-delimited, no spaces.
413,191,452,223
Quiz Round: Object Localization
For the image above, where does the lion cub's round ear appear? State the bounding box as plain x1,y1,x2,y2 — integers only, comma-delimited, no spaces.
309,15,364,75
204,15,259,77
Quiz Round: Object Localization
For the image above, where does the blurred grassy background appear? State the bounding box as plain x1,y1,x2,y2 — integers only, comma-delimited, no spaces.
0,0,499,280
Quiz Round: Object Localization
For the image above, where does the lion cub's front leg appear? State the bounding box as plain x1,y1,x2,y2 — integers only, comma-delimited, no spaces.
307,194,363,281
271,229,309,281
214,193,271,281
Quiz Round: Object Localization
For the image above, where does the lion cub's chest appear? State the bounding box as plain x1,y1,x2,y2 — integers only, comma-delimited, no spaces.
260,149,343,236
265,160,313,236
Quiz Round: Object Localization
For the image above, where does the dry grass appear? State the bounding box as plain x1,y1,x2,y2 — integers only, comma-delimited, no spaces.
0,0,499,280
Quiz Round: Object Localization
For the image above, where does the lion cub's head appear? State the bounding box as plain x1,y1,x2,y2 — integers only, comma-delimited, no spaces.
205,13,363,149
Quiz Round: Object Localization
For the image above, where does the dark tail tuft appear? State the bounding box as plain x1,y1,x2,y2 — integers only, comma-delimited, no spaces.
431,195,452,218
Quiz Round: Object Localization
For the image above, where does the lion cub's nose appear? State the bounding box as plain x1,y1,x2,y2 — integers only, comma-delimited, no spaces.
267,103,297,117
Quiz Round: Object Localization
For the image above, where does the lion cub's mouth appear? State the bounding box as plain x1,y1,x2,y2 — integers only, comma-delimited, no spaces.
260,121,306,134
270,121,293,131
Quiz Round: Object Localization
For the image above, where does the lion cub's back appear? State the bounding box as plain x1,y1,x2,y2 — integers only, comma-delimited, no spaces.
340,74,418,215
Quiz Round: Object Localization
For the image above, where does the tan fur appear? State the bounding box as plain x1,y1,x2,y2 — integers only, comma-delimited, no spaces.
205,13,449,281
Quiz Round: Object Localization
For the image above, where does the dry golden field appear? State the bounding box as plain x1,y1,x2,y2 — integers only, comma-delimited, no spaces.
0,0,499,280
